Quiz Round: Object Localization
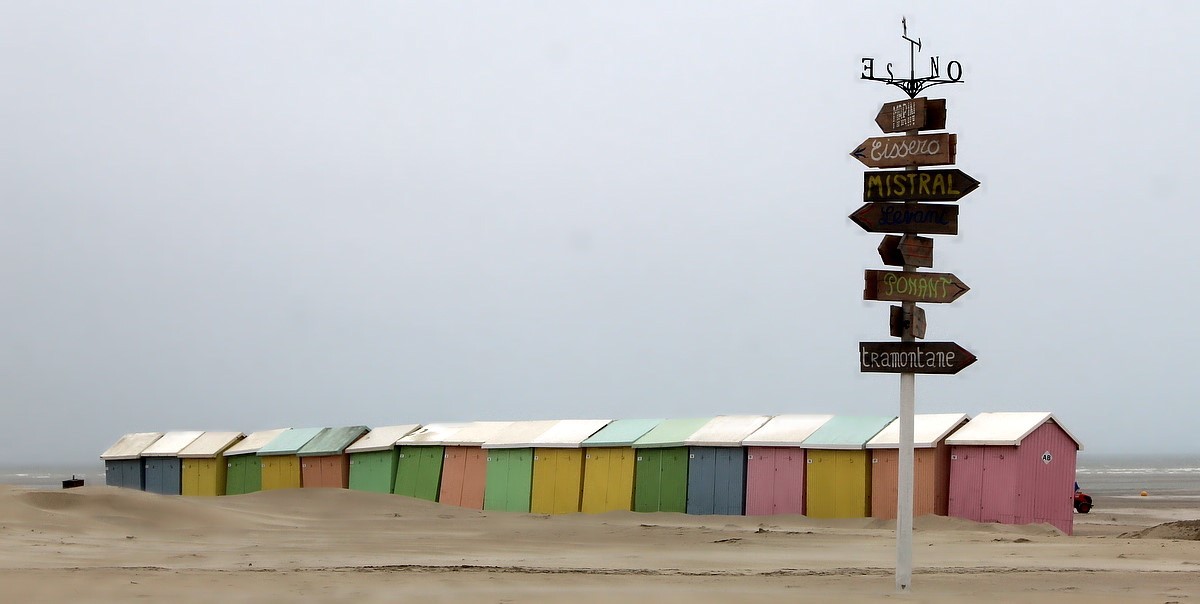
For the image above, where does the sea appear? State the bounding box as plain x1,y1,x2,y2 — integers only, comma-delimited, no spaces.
2,453,1199,496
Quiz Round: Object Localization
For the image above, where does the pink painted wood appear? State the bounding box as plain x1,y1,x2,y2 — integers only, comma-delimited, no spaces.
744,446,806,515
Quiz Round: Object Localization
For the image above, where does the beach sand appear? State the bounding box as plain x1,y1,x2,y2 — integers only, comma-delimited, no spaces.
2,486,1197,603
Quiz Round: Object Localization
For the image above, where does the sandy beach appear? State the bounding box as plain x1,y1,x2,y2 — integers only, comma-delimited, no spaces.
2,485,1197,603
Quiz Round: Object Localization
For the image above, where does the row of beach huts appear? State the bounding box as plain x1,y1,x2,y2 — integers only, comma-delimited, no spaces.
101,411,1083,534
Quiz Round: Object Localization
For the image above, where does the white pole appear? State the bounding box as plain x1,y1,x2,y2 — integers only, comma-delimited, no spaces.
897,131,919,593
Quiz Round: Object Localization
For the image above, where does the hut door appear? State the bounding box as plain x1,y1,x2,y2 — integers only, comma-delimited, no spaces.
686,447,716,515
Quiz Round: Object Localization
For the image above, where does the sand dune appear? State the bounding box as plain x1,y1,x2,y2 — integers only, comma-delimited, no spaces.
2,485,1198,602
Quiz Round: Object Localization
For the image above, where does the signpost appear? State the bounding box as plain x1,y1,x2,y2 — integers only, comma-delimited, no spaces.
849,133,956,169
863,168,979,202
855,18,976,594
850,202,958,235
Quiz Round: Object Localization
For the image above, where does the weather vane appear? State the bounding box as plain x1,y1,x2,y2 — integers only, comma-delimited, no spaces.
861,17,963,98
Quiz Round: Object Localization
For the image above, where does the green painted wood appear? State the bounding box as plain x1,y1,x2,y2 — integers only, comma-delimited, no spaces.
484,448,534,512
659,446,689,513
348,450,398,494
634,448,662,512
225,455,261,495
632,418,712,448
298,426,370,456
583,419,663,447
802,416,896,449
394,445,445,501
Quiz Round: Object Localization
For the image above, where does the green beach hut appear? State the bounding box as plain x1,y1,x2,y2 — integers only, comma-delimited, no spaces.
631,417,712,513
223,428,286,495
391,422,469,501
345,423,422,494
482,420,558,513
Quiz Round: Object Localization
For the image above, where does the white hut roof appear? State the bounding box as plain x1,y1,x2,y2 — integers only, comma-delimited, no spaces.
441,421,514,446
395,423,472,446
741,415,834,447
100,432,164,460
944,412,1083,450
141,431,205,457
527,419,612,447
344,424,423,453
178,431,246,458
482,420,559,449
684,415,771,446
865,413,970,449
223,428,288,457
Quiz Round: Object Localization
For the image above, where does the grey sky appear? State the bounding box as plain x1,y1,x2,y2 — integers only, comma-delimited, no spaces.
1,3,1196,464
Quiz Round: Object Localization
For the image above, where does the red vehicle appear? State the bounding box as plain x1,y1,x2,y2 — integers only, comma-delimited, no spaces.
1074,482,1093,514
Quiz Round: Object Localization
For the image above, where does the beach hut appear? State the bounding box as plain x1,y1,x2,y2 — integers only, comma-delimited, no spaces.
945,412,1083,535
631,417,712,513
528,419,612,514
390,423,468,500
683,415,771,515
298,426,370,488
257,427,323,490
223,428,287,495
482,420,558,513
742,414,834,516
802,415,894,518
101,432,163,490
580,419,663,513
345,423,423,494
178,431,245,497
141,431,204,495
438,421,513,508
865,413,969,519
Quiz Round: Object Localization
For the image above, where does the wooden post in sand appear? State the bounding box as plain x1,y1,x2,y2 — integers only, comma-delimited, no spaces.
857,19,976,593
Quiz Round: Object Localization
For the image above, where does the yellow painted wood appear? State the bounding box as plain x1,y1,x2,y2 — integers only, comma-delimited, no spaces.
806,450,870,518
531,449,585,514
181,457,227,496
581,447,636,513
260,454,301,490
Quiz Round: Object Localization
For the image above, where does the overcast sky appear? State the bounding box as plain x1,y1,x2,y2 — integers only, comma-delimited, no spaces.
1,3,1196,465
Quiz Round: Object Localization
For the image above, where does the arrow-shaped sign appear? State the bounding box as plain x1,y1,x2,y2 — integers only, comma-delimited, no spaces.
859,341,976,374
863,169,980,202
875,98,946,133
850,203,958,235
850,133,956,169
878,235,934,268
864,269,969,304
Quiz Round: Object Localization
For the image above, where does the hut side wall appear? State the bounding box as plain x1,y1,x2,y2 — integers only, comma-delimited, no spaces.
394,446,445,501
634,447,688,513
348,450,399,494
182,458,226,497
806,449,870,518
105,459,144,490
144,457,182,495
1014,423,1077,534
225,456,262,495
261,455,301,490
439,446,489,509
581,446,636,513
745,446,807,516
947,445,985,522
531,448,584,514
484,448,534,512
870,448,943,519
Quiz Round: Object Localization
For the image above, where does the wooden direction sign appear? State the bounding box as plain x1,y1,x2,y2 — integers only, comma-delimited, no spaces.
878,234,934,268
875,98,946,133
850,133,956,169
851,203,958,235
863,169,980,202
890,305,926,339
859,341,976,374
864,269,969,304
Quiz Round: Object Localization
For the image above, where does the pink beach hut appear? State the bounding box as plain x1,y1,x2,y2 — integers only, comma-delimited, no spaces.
945,412,1083,535
741,414,833,516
